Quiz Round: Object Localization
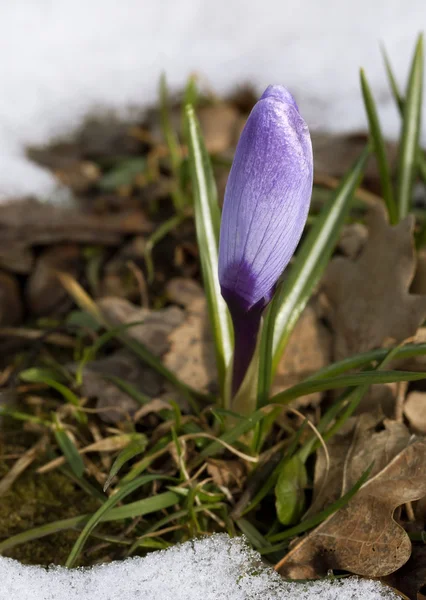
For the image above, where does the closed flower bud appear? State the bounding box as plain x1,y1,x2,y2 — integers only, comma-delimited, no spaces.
218,85,313,394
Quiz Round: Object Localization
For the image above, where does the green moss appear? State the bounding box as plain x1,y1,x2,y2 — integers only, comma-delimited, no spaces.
0,445,99,566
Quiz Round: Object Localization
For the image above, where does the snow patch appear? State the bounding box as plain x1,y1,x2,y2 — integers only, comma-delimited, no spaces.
0,0,425,200
0,534,400,599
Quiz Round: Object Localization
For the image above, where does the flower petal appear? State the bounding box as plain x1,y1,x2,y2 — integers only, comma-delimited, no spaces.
218,86,313,311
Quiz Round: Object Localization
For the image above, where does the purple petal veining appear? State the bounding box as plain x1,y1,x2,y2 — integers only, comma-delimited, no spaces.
218,85,313,395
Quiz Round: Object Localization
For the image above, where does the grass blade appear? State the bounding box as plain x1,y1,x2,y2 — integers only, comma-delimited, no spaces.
267,369,426,406
382,43,426,183
66,474,174,567
103,434,148,491
302,342,426,382
258,147,370,404
360,68,397,223
159,73,185,212
58,272,209,411
0,490,179,554
395,34,424,219
196,408,266,464
20,367,86,424
53,426,85,479
185,105,233,399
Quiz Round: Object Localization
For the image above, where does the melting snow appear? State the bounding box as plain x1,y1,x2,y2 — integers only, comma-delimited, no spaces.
0,534,400,599
0,0,425,200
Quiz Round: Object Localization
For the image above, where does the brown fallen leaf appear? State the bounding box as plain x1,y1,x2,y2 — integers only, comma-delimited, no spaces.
354,383,398,418
26,244,82,316
78,350,163,424
0,199,152,252
404,391,426,434
0,245,33,274
163,292,217,394
322,203,426,360
166,277,205,308
276,439,426,579
311,414,410,515
98,297,184,356
337,223,368,259
271,303,332,405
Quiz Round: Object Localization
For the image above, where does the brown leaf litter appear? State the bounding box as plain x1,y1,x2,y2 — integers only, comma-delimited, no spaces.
310,413,411,515
276,438,426,579
403,391,426,434
271,302,332,405
322,203,426,360
163,279,217,395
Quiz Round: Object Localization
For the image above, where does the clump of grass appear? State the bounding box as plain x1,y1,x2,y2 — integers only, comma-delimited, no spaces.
1,36,426,571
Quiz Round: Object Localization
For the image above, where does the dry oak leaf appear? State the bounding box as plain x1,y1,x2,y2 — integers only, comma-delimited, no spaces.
79,350,163,424
310,414,410,516
271,303,332,406
276,439,426,579
164,281,217,394
98,297,184,356
404,391,426,434
322,204,426,360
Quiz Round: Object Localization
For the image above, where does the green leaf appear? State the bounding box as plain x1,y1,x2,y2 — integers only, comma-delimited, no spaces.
396,34,424,219
53,426,85,479
181,75,199,142
66,474,175,567
103,434,148,491
382,43,426,184
236,518,269,550
144,212,187,282
268,369,426,406
262,464,373,552
241,423,307,516
99,158,146,191
20,367,86,424
160,73,185,212
185,104,233,399
360,69,397,223
301,342,426,382
258,147,370,404
275,455,307,525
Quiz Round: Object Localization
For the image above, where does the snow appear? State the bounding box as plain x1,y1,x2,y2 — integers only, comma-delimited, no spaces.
0,0,425,200
0,534,399,599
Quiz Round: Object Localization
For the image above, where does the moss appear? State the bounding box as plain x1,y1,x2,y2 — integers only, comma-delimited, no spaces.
0,443,100,566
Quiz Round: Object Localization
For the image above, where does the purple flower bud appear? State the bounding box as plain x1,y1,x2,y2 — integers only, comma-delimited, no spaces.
218,85,313,394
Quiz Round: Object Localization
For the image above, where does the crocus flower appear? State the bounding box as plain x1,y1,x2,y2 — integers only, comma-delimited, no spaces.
218,85,313,395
